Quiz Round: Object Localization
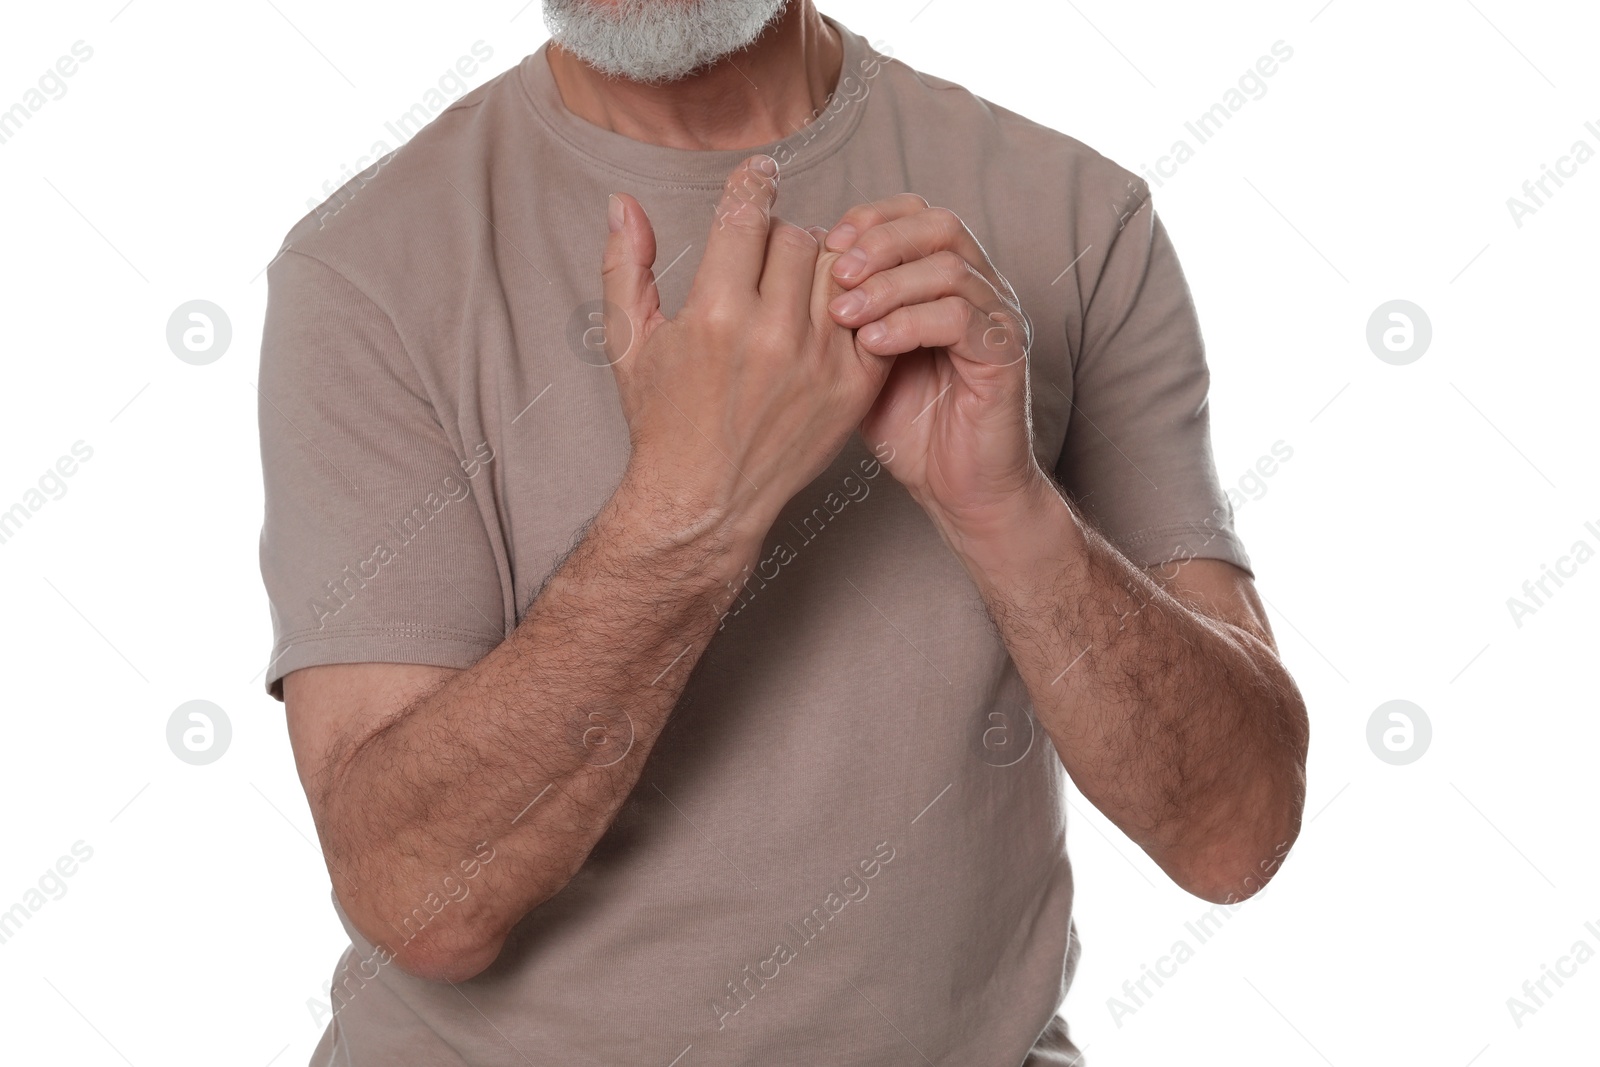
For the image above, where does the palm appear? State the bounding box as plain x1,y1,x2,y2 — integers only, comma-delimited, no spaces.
861,343,1027,515
820,193,1039,523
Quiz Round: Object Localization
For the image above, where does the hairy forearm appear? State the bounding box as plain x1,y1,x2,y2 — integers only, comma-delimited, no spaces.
316,469,762,979
937,479,1308,902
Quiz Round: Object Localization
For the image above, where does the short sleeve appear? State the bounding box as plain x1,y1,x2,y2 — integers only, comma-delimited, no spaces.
1054,194,1252,576
257,249,505,700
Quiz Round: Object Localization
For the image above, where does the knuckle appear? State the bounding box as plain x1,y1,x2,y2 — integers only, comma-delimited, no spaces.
697,296,742,333
833,206,868,235
861,201,897,228
929,250,973,286
863,268,901,306
747,317,792,355
717,197,769,234
853,229,892,263
770,222,818,255
926,205,961,232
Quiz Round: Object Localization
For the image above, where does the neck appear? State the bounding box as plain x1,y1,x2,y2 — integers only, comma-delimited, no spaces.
544,1,843,150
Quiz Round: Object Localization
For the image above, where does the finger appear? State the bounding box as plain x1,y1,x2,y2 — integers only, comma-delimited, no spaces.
600,192,661,364
693,155,781,300
811,246,848,329
823,193,930,252
827,250,998,329
758,219,820,312
857,296,1029,371
811,247,893,376
831,207,1000,294
804,225,844,310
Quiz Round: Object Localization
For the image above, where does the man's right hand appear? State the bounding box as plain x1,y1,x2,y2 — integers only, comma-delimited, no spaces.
601,155,894,545
282,162,899,985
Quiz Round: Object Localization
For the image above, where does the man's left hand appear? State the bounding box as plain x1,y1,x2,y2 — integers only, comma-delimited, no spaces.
823,194,1047,538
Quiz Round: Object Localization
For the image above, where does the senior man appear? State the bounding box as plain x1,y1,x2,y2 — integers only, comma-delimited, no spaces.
258,0,1309,1063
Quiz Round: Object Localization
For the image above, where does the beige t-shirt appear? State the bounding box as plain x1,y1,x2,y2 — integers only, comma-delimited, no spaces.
258,17,1250,1066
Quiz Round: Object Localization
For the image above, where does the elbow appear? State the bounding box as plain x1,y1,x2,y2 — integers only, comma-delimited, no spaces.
1173,839,1294,905
337,891,511,984
329,845,576,985
382,922,508,983
1164,779,1305,904
1176,690,1309,904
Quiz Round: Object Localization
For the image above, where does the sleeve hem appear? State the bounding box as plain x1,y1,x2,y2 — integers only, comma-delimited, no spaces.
1109,519,1254,577
264,626,503,701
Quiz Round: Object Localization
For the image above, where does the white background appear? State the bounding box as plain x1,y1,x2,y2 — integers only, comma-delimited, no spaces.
1,1,1595,1064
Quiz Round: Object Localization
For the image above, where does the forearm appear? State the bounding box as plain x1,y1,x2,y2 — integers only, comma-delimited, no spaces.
935,478,1308,902
318,468,763,979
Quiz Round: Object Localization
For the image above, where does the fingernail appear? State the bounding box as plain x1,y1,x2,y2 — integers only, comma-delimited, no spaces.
608,194,624,234
859,322,888,347
833,247,868,279
753,155,779,177
825,223,857,252
829,291,867,318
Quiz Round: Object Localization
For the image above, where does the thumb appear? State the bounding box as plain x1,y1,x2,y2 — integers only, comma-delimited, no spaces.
809,231,888,376
600,192,661,365
808,228,849,331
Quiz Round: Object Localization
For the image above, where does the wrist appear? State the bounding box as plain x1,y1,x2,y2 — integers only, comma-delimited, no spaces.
919,466,1058,548
609,463,769,582
924,473,1082,596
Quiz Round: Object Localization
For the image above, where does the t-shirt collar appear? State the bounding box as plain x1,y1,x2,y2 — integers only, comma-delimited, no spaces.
518,14,874,189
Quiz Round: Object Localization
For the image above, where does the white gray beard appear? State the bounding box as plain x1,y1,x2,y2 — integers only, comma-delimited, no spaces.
542,0,791,84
